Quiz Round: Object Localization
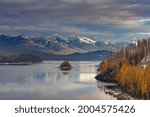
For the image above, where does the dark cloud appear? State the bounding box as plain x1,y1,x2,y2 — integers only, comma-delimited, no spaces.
0,0,150,41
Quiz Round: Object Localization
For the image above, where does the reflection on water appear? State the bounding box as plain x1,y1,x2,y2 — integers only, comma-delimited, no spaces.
0,61,116,100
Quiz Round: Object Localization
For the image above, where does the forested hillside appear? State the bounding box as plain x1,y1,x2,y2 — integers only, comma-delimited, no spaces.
98,38,150,99
0,54,42,64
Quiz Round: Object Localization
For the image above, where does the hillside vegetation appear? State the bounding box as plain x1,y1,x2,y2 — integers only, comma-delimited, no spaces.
99,38,150,99
0,54,42,64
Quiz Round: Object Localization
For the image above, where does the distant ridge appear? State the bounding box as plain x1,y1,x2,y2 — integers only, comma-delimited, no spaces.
0,34,130,60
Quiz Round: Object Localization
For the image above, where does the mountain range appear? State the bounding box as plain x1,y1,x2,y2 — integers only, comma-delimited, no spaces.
0,34,130,60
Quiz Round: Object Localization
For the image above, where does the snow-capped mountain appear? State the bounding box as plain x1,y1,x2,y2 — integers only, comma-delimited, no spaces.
0,34,130,58
47,33,68,45
78,37,96,45
0,34,54,57
33,34,77,54
67,36,98,52
67,36,96,44
103,40,113,45
33,34,127,53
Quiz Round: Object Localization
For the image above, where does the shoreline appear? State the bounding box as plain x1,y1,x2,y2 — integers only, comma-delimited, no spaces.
0,62,33,65
95,72,137,100
104,85,136,100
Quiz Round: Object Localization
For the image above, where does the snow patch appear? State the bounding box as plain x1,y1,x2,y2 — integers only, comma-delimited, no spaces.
45,40,49,46
78,37,96,45
133,41,138,46
104,40,111,45
141,54,150,68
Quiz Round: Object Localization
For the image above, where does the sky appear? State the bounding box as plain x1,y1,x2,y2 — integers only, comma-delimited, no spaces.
0,0,150,42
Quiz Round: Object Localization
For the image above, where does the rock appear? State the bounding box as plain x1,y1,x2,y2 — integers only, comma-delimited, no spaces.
95,68,118,83
59,61,72,70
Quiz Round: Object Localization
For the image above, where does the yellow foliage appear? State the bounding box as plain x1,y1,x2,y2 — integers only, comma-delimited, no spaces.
117,63,150,97
99,38,150,98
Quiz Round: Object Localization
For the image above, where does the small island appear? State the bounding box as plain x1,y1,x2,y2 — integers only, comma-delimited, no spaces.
59,61,72,70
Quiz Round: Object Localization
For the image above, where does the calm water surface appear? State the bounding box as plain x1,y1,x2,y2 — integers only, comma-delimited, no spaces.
0,61,116,100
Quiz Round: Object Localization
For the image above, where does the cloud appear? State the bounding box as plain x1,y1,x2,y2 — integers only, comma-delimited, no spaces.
139,19,150,25
137,32,150,35
0,0,150,41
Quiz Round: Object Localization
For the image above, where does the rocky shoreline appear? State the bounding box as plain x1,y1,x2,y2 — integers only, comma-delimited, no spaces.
95,71,136,100
104,86,136,100
95,68,118,83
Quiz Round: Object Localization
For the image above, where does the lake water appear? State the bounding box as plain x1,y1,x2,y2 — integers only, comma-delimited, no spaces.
0,61,116,100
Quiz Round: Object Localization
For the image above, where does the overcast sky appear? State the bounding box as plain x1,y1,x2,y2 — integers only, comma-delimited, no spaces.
0,0,150,42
